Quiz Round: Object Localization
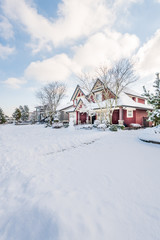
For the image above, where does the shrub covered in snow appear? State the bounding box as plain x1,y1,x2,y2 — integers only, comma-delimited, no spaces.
52,122,63,128
82,124,93,130
63,121,69,128
109,125,118,131
117,125,125,130
97,124,107,131
129,123,141,129
102,120,110,127
75,124,93,130
93,120,101,127
52,118,63,128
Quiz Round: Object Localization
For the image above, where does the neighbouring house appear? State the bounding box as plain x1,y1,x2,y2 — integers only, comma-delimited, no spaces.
57,103,74,123
61,79,153,127
35,103,73,123
35,105,48,122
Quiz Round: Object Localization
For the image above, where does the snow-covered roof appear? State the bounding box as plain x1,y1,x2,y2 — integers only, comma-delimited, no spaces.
80,88,90,96
65,107,75,112
117,92,152,110
76,92,153,112
57,102,73,111
123,87,144,98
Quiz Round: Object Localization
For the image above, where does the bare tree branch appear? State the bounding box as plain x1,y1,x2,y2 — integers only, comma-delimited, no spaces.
36,81,66,124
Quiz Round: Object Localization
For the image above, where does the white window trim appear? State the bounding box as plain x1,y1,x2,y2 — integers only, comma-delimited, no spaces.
127,109,133,118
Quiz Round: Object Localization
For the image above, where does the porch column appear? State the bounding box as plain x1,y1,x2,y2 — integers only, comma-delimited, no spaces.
76,111,78,125
118,107,124,125
86,114,89,124
78,111,80,124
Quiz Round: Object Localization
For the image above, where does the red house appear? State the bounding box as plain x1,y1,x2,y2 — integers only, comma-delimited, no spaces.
65,79,153,127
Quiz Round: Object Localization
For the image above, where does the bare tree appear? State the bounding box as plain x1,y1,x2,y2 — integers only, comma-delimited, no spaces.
78,58,138,124
96,58,138,123
36,82,66,124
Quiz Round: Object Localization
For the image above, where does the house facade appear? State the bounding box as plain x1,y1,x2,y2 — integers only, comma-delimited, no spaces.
66,79,152,127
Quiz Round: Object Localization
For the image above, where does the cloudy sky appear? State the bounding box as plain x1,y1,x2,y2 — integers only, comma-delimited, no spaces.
0,0,160,116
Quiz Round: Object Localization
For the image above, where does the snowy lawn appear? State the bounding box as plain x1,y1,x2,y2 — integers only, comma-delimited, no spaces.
139,125,160,144
0,124,160,240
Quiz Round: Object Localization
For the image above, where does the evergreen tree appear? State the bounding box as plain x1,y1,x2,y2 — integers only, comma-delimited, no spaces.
23,105,29,121
143,73,160,125
19,105,25,121
12,108,21,122
19,105,29,121
0,107,6,124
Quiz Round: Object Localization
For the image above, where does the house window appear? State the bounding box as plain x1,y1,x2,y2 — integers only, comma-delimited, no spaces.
95,93,102,101
127,109,133,118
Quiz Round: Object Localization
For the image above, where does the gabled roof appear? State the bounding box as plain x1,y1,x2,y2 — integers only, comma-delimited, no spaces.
123,87,144,99
70,85,80,101
57,102,74,111
91,78,104,92
90,78,116,97
70,85,87,101
74,97,90,111
73,92,152,112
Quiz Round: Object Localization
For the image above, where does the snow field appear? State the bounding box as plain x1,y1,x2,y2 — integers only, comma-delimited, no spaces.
0,125,160,240
139,125,160,143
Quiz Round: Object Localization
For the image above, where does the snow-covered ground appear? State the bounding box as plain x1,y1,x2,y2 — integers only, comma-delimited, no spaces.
0,125,160,240
139,125,160,143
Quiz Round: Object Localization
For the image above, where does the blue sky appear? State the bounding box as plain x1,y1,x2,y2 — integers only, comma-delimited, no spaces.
0,0,160,116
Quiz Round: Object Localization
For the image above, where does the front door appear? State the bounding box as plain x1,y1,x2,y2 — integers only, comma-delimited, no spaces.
80,113,87,124
92,115,96,124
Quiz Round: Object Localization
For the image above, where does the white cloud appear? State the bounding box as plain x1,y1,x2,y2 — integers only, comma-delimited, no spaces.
0,15,14,39
0,0,120,52
0,43,14,58
113,0,142,10
23,29,140,84
3,53,78,88
24,54,72,83
3,28,140,87
4,77,26,88
135,29,160,78
73,30,140,71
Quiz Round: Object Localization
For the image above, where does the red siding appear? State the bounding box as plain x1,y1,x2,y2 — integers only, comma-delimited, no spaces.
123,110,136,126
102,93,105,101
89,95,95,103
135,109,148,125
138,98,145,104
112,110,119,124
80,113,87,124
123,109,152,126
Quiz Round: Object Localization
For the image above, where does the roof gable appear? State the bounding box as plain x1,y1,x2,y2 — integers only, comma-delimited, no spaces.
74,99,83,111
70,85,86,101
89,78,116,99
91,79,104,92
